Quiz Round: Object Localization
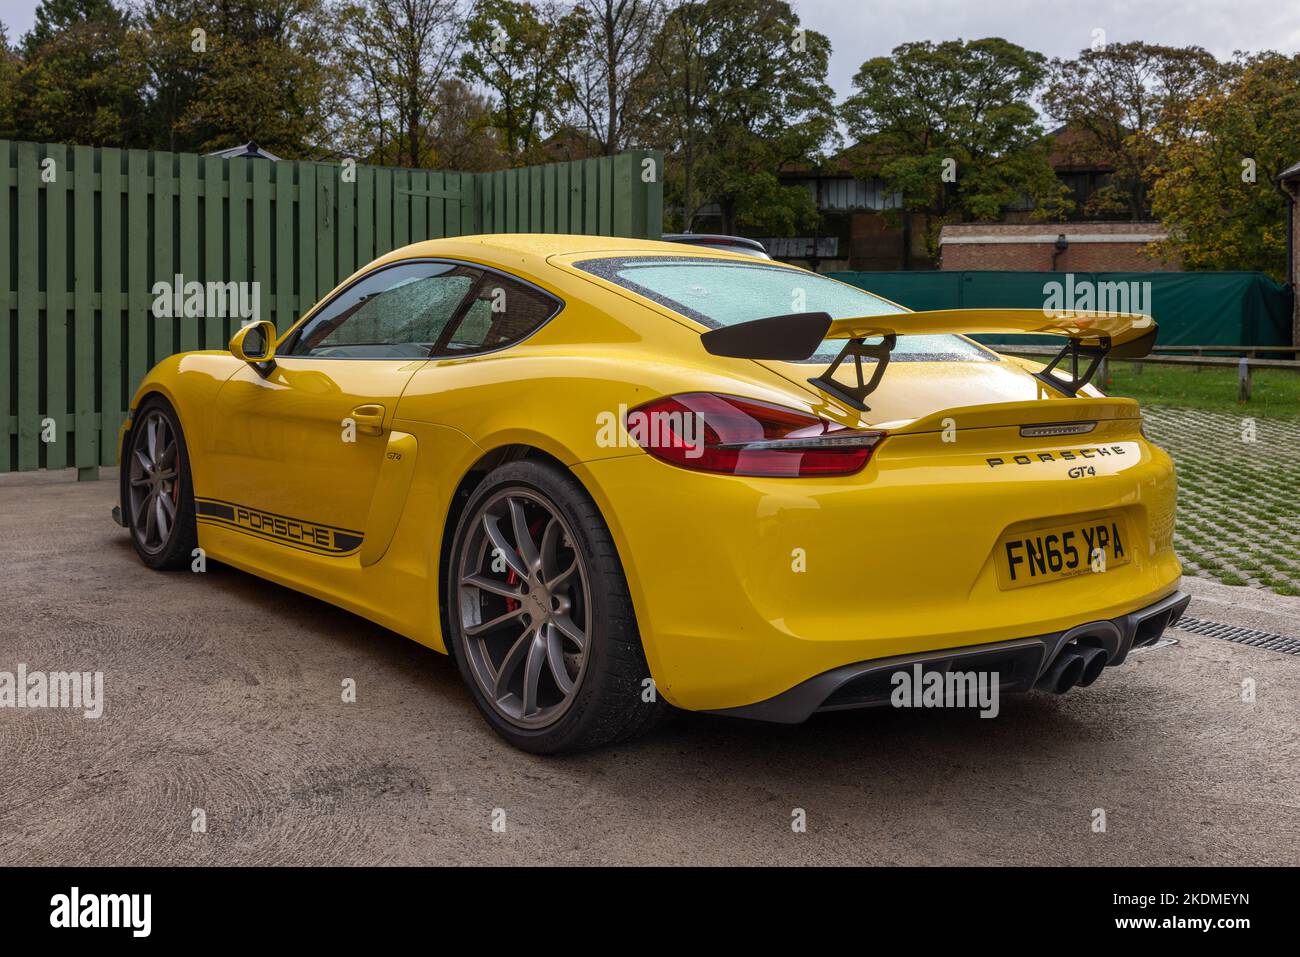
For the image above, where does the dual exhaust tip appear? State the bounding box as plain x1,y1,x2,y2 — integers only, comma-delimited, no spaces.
1035,643,1109,695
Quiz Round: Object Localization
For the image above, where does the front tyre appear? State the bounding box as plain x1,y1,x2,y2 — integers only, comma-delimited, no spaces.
446,459,666,754
122,397,198,570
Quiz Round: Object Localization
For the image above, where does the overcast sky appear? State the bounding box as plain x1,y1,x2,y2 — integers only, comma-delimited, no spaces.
2,0,1298,100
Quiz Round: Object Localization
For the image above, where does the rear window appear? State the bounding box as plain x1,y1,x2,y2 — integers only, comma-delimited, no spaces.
574,256,992,362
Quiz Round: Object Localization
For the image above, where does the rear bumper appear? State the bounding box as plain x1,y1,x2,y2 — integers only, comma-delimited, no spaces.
710,589,1191,723
575,426,1181,712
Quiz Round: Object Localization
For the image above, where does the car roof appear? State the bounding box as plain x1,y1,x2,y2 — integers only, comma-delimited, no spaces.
365,233,780,282
397,233,706,259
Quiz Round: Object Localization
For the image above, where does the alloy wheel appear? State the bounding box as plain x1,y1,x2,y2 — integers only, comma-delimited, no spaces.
127,409,181,555
456,488,592,730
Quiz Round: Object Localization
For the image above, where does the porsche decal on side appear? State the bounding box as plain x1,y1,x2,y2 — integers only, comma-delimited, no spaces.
195,498,364,557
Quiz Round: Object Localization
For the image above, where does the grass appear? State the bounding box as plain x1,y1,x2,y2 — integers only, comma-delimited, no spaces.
1100,363,1300,416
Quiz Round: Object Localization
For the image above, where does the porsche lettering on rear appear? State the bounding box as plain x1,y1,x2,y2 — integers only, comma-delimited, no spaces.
986,446,1129,468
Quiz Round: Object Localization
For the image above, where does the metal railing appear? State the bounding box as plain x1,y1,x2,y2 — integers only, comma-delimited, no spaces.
997,345,1300,401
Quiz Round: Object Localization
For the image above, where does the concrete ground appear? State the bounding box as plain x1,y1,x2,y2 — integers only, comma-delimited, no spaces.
1,469,1298,866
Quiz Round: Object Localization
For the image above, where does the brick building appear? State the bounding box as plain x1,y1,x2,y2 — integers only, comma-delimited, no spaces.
938,222,1181,272
764,125,1178,273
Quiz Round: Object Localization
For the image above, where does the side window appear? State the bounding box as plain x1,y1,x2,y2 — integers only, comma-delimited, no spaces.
437,275,560,355
288,262,482,358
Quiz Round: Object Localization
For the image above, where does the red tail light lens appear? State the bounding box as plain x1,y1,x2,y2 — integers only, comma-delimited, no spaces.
625,393,886,477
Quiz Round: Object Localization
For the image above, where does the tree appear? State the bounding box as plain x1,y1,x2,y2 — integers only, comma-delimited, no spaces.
0,23,21,138
643,0,834,234
14,0,149,147
642,0,706,225
458,0,587,163
840,36,1067,261
135,0,208,151
169,0,347,158
340,0,466,167
1043,41,1222,219
1149,53,1300,280
425,77,506,170
560,0,661,156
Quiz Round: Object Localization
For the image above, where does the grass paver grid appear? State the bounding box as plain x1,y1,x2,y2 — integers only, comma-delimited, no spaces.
1143,406,1300,596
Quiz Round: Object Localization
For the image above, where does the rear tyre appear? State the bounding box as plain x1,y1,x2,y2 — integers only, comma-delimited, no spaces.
122,397,198,571
446,458,666,754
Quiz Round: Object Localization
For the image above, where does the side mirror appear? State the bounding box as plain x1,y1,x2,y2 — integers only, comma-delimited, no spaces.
230,320,277,365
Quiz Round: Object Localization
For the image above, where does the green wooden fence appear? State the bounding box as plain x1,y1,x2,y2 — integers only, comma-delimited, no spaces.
0,141,663,476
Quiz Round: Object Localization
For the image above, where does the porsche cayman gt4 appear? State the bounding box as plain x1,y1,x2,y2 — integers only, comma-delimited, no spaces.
116,234,1187,753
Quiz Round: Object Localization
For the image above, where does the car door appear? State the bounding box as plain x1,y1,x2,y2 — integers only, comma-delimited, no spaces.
203,260,483,558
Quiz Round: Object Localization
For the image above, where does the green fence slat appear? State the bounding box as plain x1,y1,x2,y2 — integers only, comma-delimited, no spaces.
316,163,334,298
45,144,69,469
411,168,428,242
530,165,543,231
0,141,10,472
612,153,634,237
357,164,374,264
73,145,96,472
376,169,392,255
600,156,614,236
126,150,148,404
555,164,568,232
297,162,316,319
177,152,199,352
542,165,556,233
229,158,248,340
394,168,410,248
339,163,355,279
460,171,475,235
100,148,123,464
645,151,664,239
152,151,175,365
253,161,272,326
429,170,445,239
15,142,38,470
510,169,523,233
274,161,293,332
570,163,583,231
203,155,225,349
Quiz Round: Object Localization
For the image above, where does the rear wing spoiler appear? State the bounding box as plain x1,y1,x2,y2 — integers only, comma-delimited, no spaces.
699,308,1157,410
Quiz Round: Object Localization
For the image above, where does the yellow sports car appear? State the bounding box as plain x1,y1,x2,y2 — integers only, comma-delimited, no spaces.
116,234,1187,753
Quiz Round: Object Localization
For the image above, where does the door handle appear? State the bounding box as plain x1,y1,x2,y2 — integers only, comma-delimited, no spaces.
349,404,386,437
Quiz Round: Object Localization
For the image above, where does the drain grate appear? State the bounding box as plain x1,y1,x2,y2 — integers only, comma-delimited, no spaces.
1173,616,1300,657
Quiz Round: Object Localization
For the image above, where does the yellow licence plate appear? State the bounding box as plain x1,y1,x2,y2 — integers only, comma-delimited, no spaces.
995,515,1130,590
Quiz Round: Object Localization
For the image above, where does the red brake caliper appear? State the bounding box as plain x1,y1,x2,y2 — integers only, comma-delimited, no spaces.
503,517,546,613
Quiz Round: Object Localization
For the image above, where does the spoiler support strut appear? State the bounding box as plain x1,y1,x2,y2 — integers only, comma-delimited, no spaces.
1032,336,1111,397
807,334,897,412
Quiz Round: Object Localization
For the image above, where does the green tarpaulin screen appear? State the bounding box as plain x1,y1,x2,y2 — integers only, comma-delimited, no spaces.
826,270,1294,347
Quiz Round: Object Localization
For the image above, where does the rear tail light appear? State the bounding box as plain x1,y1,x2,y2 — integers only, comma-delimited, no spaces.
625,393,886,477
